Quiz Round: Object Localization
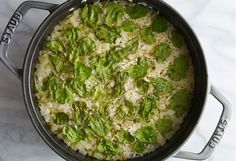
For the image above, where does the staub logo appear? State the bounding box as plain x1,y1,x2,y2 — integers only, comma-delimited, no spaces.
1,12,22,44
208,119,227,149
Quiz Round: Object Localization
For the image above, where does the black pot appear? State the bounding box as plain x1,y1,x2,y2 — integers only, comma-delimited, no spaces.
0,0,232,161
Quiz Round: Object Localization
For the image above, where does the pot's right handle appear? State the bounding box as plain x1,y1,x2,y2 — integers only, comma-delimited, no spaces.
174,85,232,160
0,1,58,80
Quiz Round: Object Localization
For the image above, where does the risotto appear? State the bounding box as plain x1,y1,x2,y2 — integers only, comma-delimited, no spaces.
34,1,194,160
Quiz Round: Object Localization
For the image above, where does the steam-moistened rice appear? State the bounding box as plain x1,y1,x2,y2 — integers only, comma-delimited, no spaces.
34,1,194,160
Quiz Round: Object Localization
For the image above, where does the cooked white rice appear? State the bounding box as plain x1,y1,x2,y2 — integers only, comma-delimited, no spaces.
34,1,194,160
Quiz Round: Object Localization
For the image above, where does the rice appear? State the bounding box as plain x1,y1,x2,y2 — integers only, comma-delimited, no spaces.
34,1,195,160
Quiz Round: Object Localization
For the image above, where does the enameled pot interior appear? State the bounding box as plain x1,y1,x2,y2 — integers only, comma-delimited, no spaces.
23,0,208,161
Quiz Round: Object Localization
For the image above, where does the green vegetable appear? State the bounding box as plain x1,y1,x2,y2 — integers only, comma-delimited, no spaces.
53,112,69,125
116,106,129,119
84,128,97,139
42,76,57,92
107,38,139,65
78,37,96,55
64,27,80,41
169,89,190,116
128,64,147,79
92,56,113,81
106,3,125,26
124,38,139,54
140,27,155,44
97,140,120,156
63,125,85,143
49,55,64,72
116,100,135,119
89,115,110,137
43,76,74,104
152,77,172,95
73,79,87,97
67,40,80,61
45,40,64,53
128,57,149,79
107,48,124,64
113,72,128,96
127,5,149,19
54,87,74,104
153,43,172,62
93,85,104,102
137,79,149,93
81,4,102,27
155,117,173,135
134,126,157,143
121,20,138,32
167,55,189,81
139,94,157,119
74,61,92,81
116,130,135,144
171,31,185,48
132,141,145,153
139,57,150,68
152,15,168,33
34,75,40,92
73,101,87,125
96,25,120,43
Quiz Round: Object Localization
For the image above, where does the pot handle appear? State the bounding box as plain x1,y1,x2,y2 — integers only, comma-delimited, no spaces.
174,85,232,160
0,1,58,80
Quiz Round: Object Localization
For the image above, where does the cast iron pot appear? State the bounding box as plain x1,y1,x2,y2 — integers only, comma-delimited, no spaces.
0,0,232,161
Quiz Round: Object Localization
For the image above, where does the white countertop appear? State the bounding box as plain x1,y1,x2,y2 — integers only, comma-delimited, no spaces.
0,0,235,161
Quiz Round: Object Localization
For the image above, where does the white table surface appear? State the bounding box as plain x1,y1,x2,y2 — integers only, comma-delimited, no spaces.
0,0,235,161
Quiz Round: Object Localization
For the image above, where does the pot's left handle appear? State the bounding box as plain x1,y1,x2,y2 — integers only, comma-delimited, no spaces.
0,1,58,80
